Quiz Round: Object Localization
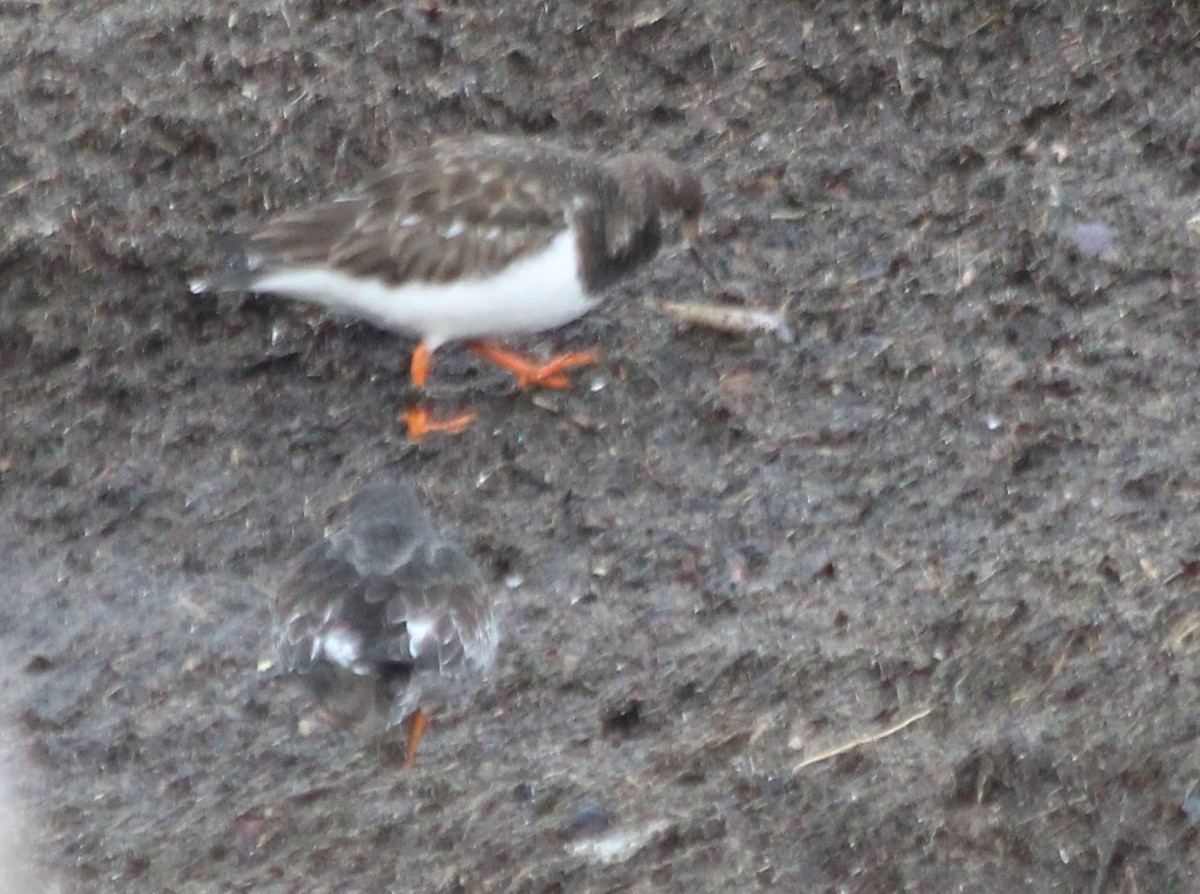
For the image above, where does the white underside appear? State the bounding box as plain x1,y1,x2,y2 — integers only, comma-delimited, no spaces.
249,227,594,349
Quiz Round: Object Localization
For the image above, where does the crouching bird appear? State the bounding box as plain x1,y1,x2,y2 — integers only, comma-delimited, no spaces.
271,481,498,766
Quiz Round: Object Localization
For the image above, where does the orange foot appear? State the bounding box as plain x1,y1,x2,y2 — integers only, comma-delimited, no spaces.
467,341,601,390
403,708,430,769
403,407,478,441
403,343,477,440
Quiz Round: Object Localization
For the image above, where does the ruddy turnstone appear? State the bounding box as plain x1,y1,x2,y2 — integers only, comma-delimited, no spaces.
190,135,703,438
271,481,498,767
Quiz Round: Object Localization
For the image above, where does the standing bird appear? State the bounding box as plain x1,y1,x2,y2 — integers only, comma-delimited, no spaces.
271,481,498,767
190,135,704,439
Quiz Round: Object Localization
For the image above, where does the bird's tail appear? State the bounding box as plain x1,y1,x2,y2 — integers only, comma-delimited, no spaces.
190,232,256,294
188,269,255,294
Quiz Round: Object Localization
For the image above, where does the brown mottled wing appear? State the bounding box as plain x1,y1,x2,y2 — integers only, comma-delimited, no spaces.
367,537,489,676
246,139,583,286
272,481,489,678
272,539,372,676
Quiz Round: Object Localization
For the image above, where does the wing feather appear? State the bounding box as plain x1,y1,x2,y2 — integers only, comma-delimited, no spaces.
244,139,590,287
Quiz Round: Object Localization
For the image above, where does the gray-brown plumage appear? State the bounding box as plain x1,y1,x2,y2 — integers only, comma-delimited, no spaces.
194,135,702,295
272,481,497,763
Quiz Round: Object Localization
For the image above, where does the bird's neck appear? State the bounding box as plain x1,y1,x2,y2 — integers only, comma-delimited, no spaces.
574,204,664,293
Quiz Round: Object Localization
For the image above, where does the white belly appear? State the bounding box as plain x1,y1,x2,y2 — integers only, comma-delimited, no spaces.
248,227,595,349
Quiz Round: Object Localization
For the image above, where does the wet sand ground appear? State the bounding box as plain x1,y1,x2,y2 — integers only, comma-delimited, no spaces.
4,1,1200,890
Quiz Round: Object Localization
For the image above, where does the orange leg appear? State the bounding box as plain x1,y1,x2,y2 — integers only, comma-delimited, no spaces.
466,341,600,389
403,708,430,769
401,343,477,440
410,342,434,389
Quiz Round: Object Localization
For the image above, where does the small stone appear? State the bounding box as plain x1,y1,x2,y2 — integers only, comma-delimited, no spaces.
1069,222,1117,259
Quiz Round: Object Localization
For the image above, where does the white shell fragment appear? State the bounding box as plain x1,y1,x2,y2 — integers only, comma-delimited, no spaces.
567,819,672,865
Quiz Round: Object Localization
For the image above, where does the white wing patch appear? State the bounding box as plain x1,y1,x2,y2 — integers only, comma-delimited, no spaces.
315,626,365,672
405,617,437,659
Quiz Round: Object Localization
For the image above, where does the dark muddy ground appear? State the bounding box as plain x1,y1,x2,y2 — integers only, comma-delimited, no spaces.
4,1,1200,891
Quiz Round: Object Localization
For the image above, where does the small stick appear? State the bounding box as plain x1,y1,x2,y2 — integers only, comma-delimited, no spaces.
651,297,795,343
791,706,933,772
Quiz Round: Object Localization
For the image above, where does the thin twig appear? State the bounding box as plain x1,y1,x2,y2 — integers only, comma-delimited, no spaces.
792,707,933,772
